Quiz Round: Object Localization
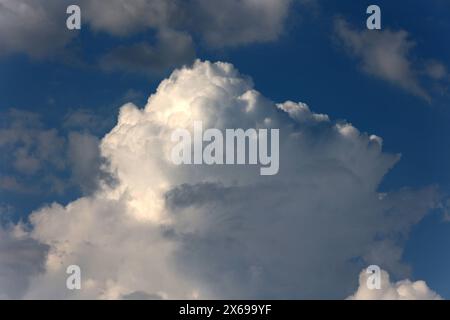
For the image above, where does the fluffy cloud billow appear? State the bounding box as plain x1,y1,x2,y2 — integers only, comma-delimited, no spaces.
348,268,441,300
2,60,441,299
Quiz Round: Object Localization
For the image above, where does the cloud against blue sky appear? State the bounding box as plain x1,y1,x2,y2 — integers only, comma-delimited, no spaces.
334,17,449,101
1,60,441,299
0,0,450,299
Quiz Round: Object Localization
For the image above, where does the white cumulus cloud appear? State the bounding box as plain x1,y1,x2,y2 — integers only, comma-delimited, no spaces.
1,60,441,299
348,268,442,300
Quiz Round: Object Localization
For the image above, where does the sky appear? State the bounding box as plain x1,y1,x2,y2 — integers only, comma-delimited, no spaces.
0,0,449,299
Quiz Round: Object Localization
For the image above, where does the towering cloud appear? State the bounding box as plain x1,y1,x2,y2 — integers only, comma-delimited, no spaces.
1,61,440,299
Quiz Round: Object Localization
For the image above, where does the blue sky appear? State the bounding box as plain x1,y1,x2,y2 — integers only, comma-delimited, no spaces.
0,0,449,299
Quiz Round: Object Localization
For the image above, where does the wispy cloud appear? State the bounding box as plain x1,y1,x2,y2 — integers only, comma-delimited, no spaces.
334,18,448,102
